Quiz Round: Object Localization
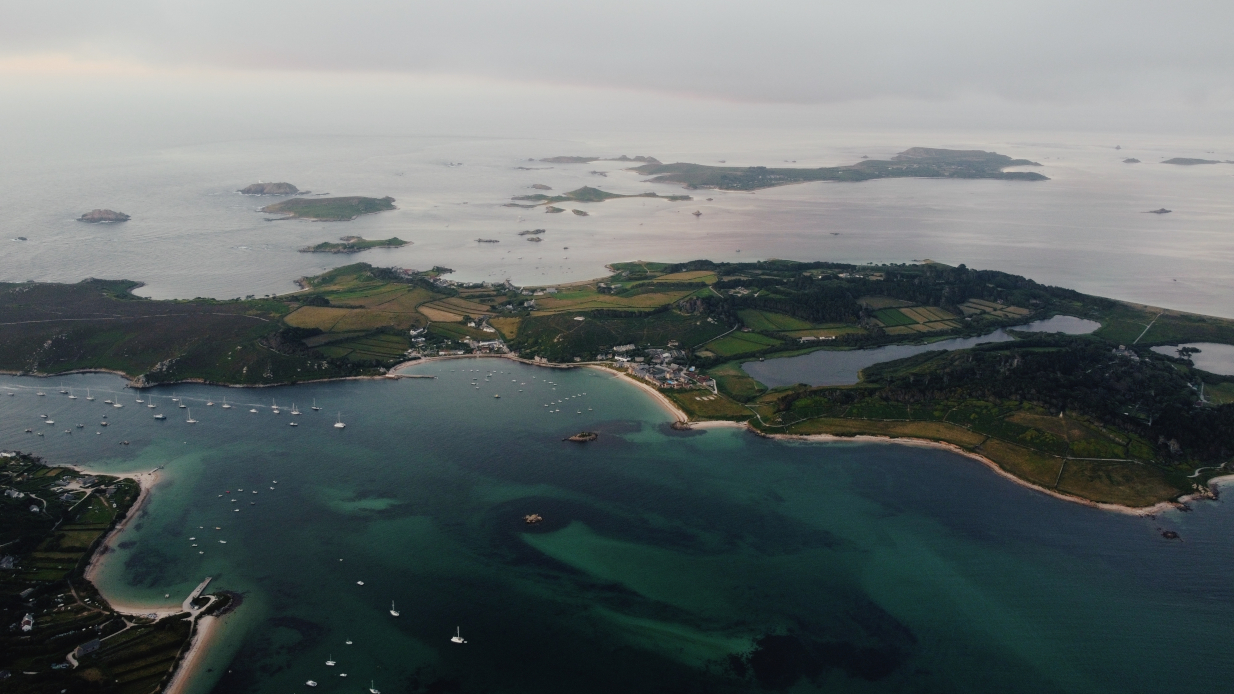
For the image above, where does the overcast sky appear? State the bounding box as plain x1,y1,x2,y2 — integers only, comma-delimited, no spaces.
3,0,1232,106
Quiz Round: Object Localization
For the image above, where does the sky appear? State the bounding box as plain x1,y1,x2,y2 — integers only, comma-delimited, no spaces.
4,2,1233,104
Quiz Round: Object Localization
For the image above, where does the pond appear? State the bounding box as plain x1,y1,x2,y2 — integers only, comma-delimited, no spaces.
743,315,1101,388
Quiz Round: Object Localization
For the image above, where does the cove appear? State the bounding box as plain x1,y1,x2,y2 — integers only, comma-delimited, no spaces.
743,315,1101,388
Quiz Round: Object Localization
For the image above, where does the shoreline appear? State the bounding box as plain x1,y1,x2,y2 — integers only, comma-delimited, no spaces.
164,614,224,694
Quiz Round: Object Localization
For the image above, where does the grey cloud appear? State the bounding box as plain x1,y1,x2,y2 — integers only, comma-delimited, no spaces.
3,0,1233,104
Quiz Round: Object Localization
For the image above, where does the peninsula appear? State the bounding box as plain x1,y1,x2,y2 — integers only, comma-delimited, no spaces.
239,182,300,195
625,148,1047,190
299,236,409,253
2,260,1232,509
261,196,395,221
0,452,230,691
78,209,130,223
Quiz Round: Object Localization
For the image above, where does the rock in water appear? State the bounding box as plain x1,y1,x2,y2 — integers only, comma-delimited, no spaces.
239,182,299,195
564,432,598,442
78,209,130,223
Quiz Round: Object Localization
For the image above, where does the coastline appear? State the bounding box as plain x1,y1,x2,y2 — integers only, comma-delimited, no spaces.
80,467,187,615
164,614,224,694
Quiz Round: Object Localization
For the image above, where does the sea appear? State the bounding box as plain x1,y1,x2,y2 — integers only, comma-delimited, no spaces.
0,126,1232,318
3,368,1234,694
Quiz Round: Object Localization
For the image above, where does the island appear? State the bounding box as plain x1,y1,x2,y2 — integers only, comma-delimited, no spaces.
2,259,1233,510
1162,158,1232,166
512,185,691,207
1123,158,1141,164
261,196,395,221
77,209,130,223
0,452,231,691
1146,208,1172,214
239,182,300,195
624,147,1048,190
299,236,409,253
572,209,589,216
540,155,661,164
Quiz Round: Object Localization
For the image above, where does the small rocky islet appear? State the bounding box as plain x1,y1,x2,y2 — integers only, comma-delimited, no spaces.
239,182,301,195
78,209,130,223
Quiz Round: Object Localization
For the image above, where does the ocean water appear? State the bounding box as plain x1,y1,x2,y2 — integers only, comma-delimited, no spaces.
3,366,1233,693
744,315,1101,388
1,132,1232,318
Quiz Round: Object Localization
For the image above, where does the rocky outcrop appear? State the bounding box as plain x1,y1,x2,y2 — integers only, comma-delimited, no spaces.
240,182,299,195
78,209,130,223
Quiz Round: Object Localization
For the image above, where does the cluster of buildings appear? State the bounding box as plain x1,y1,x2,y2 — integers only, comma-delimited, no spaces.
626,361,718,392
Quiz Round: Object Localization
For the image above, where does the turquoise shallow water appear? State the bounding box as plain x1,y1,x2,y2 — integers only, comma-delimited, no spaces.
2,364,1233,693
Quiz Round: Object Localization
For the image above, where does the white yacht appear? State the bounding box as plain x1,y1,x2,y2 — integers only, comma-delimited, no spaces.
221,397,231,409
450,627,466,644
154,413,166,420
113,402,123,408
289,421,298,427
86,389,94,401
370,681,381,694
271,399,280,414
311,398,321,411
291,403,301,415
249,408,258,413
325,655,335,666
68,388,77,400
305,681,317,687
59,384,68,394
334,413,346,429
178,399,186,409
135,397,143,403
390,601,399,617
186,409,197,424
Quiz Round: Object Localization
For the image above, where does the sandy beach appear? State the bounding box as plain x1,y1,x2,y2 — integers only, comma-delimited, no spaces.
163,614,224,694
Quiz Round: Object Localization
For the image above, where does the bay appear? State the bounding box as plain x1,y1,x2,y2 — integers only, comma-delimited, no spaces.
3,364,1232,693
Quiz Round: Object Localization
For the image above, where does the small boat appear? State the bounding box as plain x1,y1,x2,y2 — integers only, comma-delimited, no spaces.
249,408,258,413
494,394,500,399
306,681,317,687
334,413,346,429
172,394,179,401
291,404,300,415
99,421,107,426
346,640,353,645
186,409,197,424
370,680,381,694
76,424,84,428
339,673,347,678
103,399,112,404
113,402,123,408
219,540,227,544
356,581,365,586
135,398,143,403
41,414,47,418
271,399,279,414
178,400,186,409
86,389,94,401
59,384,68,394
450,627,466,644
154,414,166,420
221,397,231,409
325,655,335,666
311,398,321,411
206,400,214,406
68,389,77,400
45,420,54,425
289,421,298,427
390,601,399,617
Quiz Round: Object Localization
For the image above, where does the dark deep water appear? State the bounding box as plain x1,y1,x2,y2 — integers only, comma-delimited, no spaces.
2,362,1232,694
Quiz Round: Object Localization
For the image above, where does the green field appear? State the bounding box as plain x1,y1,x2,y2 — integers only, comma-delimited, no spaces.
705,332,782,357
873,308,917,326
737,309,813,332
